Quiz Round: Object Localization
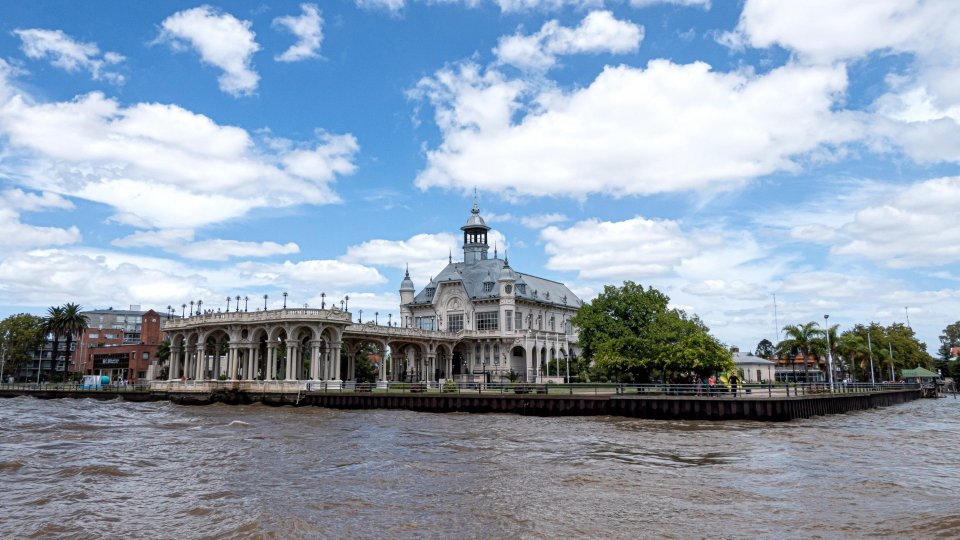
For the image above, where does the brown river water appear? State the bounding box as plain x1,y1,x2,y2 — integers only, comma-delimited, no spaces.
1,396,959,539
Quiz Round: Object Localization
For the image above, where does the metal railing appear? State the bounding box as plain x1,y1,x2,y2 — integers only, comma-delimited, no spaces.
290,381,920,396
0,382,152,393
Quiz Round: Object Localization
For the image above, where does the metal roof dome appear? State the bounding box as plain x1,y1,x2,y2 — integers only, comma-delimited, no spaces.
460,190,490,231
399,264,415,292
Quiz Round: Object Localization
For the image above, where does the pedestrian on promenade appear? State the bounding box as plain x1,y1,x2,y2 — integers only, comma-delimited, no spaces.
708,375,715,396
696,377,703,396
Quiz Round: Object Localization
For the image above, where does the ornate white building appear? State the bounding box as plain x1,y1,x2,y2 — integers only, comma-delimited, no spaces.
160,197,580,387
399,197,581,382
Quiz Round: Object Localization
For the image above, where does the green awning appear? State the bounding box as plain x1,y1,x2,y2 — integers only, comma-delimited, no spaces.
901,366,939,378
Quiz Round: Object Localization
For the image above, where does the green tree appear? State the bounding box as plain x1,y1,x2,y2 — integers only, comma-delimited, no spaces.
754,339,774,359
938,321,960,361
778,322,820,381
352,342,381,383
0,314,46,382
836,332,869,382
571,281,732,382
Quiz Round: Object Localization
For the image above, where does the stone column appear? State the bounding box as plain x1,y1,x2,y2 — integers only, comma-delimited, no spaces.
311,342,321,380
333,343,342,380
379,346,387,382
227,345,237,380
285,344,295,380
407,348,415,382
268,345,276,380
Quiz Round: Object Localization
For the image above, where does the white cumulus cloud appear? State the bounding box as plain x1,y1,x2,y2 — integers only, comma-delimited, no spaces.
157,5,260,96
273,3,324,62
14,28,125,84
413,60,857,199
495,11,643,71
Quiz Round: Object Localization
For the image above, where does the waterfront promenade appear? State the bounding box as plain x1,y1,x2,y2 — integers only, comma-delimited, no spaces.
0,381,922,421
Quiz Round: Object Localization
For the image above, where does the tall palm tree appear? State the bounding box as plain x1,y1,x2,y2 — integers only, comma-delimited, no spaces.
42,306,65,382
780,322,819,382
837,333,868,382
59,303,88,380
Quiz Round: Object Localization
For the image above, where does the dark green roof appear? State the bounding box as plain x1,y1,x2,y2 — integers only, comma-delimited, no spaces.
901,366,939,378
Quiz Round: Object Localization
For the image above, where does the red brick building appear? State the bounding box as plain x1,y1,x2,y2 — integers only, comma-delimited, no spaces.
71,307,170,383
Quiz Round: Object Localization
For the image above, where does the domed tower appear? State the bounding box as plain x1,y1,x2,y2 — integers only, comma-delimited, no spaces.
461,190,490,265
399,264,415,328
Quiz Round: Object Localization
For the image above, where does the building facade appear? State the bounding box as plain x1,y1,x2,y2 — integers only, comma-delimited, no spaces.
73,307,169,383
398,197,581,382
158,199,581,385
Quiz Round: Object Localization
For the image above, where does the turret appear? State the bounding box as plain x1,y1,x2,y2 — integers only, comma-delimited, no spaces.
399,264,415,327
461,190,490,265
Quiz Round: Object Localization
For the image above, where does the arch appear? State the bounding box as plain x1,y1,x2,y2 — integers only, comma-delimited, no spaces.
510,345,526,380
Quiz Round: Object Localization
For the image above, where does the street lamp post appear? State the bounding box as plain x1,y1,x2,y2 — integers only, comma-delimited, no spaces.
197,300,202,313
244,296,249,312
226,297,231,312
375,312,379,325
166,305,172,320
321,292,325,309
283,292,288,309
359,309,363,323
182,304,186,318
388,313,392,327
824,314,834,392
345,295,350,311
189,301,194,316
263,294,268,310
235,295,241,312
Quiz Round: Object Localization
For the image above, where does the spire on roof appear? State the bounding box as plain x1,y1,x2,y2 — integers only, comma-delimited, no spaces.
504,249,509,266
494,241,498,259
471,187,479,215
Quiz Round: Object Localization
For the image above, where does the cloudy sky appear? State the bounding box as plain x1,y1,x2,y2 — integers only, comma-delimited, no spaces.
0,0,958,352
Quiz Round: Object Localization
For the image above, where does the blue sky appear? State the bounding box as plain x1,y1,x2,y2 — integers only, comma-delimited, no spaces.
0,0,958,352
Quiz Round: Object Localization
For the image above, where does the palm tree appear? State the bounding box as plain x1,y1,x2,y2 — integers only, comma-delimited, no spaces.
780,322,820,382
42,306,65,382
59,304,88,379
837,333,868,382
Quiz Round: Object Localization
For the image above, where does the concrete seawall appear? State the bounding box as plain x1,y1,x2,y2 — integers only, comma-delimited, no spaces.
154,388,920,421
0,387,921,421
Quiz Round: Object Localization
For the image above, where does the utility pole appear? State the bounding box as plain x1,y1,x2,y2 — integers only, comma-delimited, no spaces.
888,341,895,382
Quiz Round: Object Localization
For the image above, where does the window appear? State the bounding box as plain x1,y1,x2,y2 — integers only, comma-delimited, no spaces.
89,333,99,339
493,343,500,365
517,284,526,294
104,333,117,339
484,343,490,363
483,281,494,293
142,352,149,360
515,311,522,330
505,310,513,331
549,316,555,331
475,344,481,365
476,312,499,331
425,287,436,298
447,314,464,332
416,317,435,330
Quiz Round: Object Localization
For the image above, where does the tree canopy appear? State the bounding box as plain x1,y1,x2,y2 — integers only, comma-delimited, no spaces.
571,281,732,382
0,313,46,381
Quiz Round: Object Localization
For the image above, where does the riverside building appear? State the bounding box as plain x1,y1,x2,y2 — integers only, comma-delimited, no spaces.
161,198,581,386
